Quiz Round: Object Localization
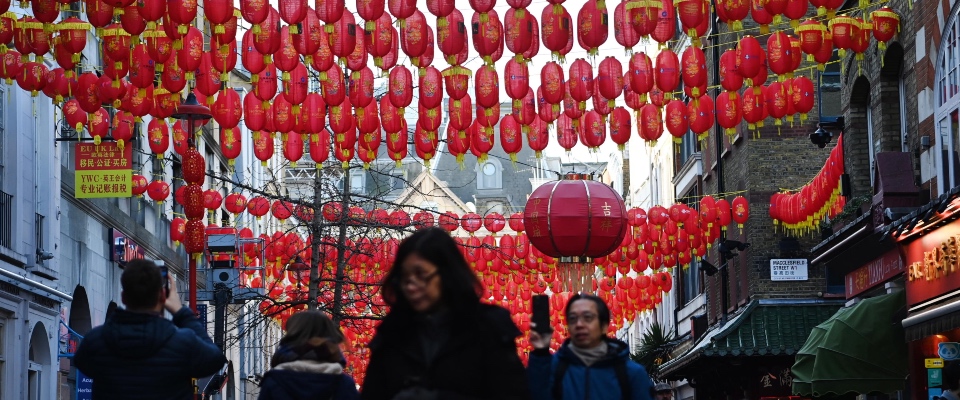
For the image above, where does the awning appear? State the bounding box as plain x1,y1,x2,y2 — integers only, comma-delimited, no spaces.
902,294,960,341
792,291,907,397
659,299,843,379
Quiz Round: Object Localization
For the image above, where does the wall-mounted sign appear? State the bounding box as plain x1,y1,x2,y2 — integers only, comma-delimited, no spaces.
903,219,960,306
74,142,132,199
111,229,144,267
770,259,808,281
845,250,904,298
939,342,960,360
926,358,945,368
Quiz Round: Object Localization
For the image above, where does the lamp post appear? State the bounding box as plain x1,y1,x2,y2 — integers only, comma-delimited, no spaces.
173,92,212,313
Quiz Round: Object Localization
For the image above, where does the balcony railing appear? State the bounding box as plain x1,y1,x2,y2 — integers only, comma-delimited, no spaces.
0,190,11,249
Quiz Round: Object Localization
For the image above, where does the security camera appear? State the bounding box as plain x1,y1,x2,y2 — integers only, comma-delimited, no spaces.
37,250,54,261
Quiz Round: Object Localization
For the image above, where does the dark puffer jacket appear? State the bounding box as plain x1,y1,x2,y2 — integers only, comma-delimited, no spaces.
360,303,531,400
258,362,360,400
74,307,227,400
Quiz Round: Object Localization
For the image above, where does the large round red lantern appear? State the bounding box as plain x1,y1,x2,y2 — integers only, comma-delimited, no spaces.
147,180,170,203
731,196,749,229
524,174,628,292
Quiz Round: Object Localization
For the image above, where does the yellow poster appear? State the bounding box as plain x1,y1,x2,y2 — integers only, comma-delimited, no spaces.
75,170,132,199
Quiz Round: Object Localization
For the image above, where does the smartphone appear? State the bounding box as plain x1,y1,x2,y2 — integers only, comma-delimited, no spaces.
532,295,553,334
159,265,170,297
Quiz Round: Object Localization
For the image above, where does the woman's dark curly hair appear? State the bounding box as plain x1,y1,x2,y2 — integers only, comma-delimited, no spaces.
381,227,482,316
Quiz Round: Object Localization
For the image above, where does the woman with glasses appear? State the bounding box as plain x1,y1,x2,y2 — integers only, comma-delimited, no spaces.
527,294,655,400
360,227,531,400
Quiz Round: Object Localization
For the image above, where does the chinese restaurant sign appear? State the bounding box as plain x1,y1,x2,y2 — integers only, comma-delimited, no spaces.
74,142,132,198
904,219,960,306
845,250,903,299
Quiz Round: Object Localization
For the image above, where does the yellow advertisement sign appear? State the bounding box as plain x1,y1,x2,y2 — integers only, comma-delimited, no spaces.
75,170,132,198
925,358,944,368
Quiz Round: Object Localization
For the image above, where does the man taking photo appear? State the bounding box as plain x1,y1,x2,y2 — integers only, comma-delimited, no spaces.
527,293,655,400
75,259,226,399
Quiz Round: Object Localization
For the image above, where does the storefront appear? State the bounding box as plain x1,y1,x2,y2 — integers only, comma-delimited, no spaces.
895,207,960,400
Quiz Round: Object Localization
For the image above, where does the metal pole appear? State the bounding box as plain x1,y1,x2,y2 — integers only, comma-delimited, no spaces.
711,2,730,326
309,163,323,309
214,283,228,350
332,165,350,323
190,256,198,313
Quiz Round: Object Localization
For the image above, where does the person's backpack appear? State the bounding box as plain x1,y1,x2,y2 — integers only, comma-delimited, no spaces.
551,357,632,400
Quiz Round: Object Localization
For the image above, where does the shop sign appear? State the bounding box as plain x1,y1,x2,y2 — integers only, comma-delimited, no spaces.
939,342,960,360
925,358,944,368
77,370,93,400
111,229,144,267
74,142,132,199
903,220,960,306
844,250,904,298
770,259,808,281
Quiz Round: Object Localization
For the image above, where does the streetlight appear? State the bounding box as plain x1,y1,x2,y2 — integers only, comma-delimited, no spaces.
173,92,212,312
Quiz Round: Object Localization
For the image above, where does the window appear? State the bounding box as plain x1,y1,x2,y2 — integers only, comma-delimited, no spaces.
390,171,406,190
0,317,5,393
477,159,502,190
35,214,45,264
681,259,702,306
818,52,842,123
420,201,439,213
336,170,366,194
674,130,700,173
939,2,960,193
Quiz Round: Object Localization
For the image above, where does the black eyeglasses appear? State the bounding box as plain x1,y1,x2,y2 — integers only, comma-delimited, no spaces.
566,313,598,324
400,270,439,288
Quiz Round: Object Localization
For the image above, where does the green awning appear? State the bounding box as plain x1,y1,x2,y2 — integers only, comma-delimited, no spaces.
659,300,843,379
792,291,908,397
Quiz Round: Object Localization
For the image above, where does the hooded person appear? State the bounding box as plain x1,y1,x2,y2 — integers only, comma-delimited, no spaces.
258,310,360,400
74,259,226,399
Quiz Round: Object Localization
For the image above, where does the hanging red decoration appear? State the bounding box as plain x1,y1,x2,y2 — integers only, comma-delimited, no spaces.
655,49,679,99
716,90,741,136
568,58,594,110
147,180,170,203
524,174,628,292
577,0,608,55
638,104,663,142
680,46,707,98
731,196,749,229
439,212,460,232
791,76,815,122
147,118,169,158
541,4,573,61
609,107,631,151
664,100,688,142
688,95,714,140
614,1,640,52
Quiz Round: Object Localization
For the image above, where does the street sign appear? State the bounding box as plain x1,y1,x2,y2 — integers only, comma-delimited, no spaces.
926,358,945,368
74,142,132,198
770,259,808,281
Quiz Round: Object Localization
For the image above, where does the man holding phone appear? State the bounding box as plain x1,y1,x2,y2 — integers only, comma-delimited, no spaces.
527,293,655,400
75,259,226,399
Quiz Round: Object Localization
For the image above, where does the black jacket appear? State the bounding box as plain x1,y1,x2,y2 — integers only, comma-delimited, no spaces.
74,307,227,400
258,361,361,400
360,303,531,400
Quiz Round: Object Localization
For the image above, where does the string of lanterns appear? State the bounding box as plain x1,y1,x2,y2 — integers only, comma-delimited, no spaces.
769,134,846,235
1,0,900,171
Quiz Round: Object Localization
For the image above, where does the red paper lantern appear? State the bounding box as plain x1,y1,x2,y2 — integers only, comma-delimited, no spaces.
731,196,749,228
461,212,483,234
183,219,205,256
614,1,640,51
716,90,742,136
471,9,504,65
541,4,573,60
609,107,632,151
638,104,663,142
224,193,247,215
680,46,707,97
767,32,795,78
475,65,500,109
439,212,460,232
413,211,435,228
524,174,628,291
577,0,609,55
664,100,688,142
829,16,859,58
791,76,815,122
741,86,766,130
505,58,530,108
597,57,624,108
655,49,680,97
504,7,534,56
389,65,413,110
688,95,714,139
650,0,677,44
147,180,170,203
568,58,594,108
736,35,763,84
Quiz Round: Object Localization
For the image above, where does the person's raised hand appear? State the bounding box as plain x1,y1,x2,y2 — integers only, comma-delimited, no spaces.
163,274,184,314
529,323,553,350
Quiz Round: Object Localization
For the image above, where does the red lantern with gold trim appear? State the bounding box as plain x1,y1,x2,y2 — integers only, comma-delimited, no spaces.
655,49,680,97
736,35,763,83
664,100,688,142
871,7,899,51
791,76,815,122
731,196,749,228
568,58,594,108
147,180,171,203
475,65,500,109
541,5,573,60
597,57,624,109
609,107,631,151
680,47,706,98
716,90,741,136
767,32,795,78
147,119,169,158
688,95,714,139
131,175,148,197
577,0,608,55
638,104,663,142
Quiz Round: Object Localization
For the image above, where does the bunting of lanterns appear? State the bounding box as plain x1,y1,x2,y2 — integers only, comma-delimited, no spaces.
0,0,897,166
769,135,846,235
230,188,749,384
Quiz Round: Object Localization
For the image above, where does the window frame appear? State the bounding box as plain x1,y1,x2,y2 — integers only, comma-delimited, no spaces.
938,1,960,195
476,158,503,190
818,51,843,124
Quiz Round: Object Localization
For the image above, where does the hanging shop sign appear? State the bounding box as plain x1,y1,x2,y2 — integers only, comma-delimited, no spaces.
844,250,903,298
74,142,133,199
904,220,960,306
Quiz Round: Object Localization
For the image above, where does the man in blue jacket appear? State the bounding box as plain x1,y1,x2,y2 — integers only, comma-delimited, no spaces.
528,293,655,400
75,259,226,399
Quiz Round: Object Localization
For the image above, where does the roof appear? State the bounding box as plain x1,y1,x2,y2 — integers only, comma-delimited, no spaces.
702,302,841,357
394,170,472,214
659,299,843,378
884,185,960,240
